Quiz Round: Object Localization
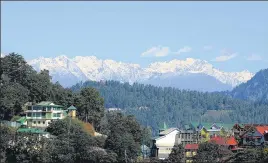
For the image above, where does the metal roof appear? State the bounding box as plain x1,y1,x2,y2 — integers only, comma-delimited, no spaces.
67,105,77,110
17,128,48,134
159,128,179,135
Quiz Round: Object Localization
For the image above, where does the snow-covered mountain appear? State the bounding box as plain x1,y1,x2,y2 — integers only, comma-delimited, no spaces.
28,55,254,91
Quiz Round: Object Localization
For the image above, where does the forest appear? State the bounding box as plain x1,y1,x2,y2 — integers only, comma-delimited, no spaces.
1,53,268,162
71,79,268,135
0,53,151,162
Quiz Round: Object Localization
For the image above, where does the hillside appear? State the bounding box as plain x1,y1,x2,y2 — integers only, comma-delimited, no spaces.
71,80,268,135
28,55,253,91
231,68,268,103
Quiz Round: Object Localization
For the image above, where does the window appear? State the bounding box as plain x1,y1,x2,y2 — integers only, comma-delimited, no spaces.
38,121,40,124
43,121,45,124
53,113,61,118
27,113,32,117
182,133,184,139
33,121,36,124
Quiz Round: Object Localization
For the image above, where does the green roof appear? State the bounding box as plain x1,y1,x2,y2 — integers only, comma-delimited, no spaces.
191,122,235,130
191,122,212,129
17,128,48,134
36,101,63,107
16,117,27,123
216,123,234,130
67,105,77,110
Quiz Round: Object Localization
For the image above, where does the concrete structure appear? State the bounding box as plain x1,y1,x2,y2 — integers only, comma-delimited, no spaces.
176,126,201,147
67,105,77,118
25,101,68,128
151,128,180,160
185,144,198,163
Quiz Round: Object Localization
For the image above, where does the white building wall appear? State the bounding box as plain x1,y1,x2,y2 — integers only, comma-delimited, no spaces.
155,130,180,159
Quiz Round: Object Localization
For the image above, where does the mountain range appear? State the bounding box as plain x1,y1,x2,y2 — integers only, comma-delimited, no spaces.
28,55,254,92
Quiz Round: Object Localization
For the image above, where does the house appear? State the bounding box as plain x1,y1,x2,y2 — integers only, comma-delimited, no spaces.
151,126,180,160
185,144,199,163
25,101,68,128
191,122,233,140
209,136,238,151
240,125,268,147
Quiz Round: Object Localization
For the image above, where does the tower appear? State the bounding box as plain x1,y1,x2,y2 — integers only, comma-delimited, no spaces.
67,105,77,118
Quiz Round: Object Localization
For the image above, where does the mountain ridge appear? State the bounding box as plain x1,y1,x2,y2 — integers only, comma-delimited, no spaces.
231,68,268,103
28,55,254,91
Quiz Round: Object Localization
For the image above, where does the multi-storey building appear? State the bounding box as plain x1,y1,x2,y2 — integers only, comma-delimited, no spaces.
176,128,201,147
25,101,68,128
151,127,180,160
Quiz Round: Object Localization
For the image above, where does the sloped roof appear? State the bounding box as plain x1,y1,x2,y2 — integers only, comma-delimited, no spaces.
16,117,26,123
17,128,48,134
185,144,199,150
226,136,238,146
256,126,268,135
36,101,63,107
210,136,226,145
67,105,77,110
159,128,179,135
209,136,238,146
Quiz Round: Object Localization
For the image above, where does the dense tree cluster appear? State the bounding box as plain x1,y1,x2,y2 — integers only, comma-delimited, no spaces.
0,53,149,163
167,144,185,163
230,68,268,104
71,80,268,135
0,53,76,120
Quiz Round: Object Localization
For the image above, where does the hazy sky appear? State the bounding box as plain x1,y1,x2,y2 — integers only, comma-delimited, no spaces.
1,2,268,72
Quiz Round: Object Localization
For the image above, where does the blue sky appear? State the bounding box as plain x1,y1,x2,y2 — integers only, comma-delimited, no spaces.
1,2,268,73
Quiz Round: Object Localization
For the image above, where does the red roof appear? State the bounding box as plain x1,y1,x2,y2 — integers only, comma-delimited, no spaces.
210,136,226,145
256,126,268,135
226,136,238,146
209,136,238,146
185,144,199,150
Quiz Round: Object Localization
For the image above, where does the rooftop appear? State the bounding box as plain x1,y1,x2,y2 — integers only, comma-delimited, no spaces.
67,105,77,110
159,128,179,136
16,117,26,123
256,126,268,135
17,128,49,134
36,101,63,107
185,144,199,150
209,136,238,146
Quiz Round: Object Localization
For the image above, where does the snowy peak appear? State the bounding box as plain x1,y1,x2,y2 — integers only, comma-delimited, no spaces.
27,55,254,90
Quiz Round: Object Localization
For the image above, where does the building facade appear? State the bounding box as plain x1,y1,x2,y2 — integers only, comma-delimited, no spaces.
185,144,199,163
25,101,68,128
176,126,201,147
151,128,180,160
